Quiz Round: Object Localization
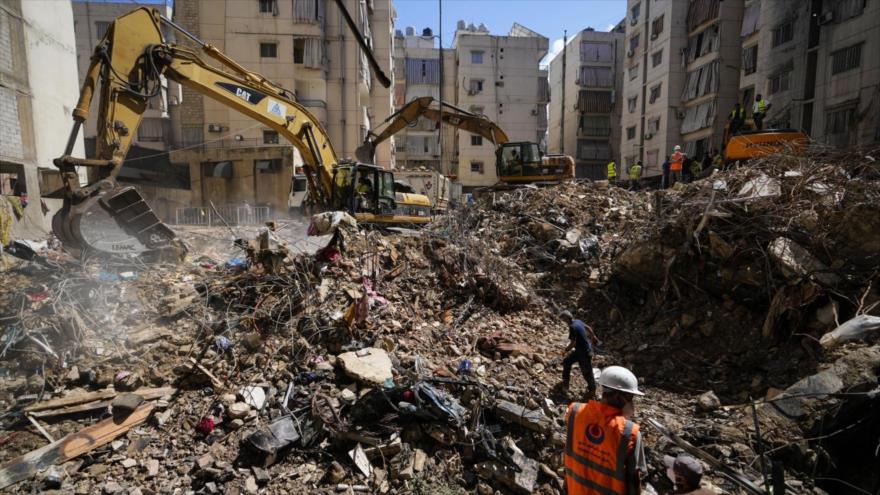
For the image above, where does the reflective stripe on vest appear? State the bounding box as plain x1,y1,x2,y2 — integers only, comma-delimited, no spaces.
607,163,616,177
564,402,635,495
756,100,766,113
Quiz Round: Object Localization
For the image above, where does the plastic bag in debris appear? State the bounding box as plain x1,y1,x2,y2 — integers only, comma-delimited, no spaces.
819,314,880,349
308,211,358,236
737,173,780,199
407,381,467,427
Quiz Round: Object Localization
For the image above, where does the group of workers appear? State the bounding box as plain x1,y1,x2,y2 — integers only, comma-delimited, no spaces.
559,310,715,494
729,94,771,135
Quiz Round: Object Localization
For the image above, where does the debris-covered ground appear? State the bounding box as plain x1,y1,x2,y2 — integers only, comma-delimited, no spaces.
1,149,879,494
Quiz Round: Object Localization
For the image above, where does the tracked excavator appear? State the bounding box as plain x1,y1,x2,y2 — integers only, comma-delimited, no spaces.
356,97,575,187
52,4,431,258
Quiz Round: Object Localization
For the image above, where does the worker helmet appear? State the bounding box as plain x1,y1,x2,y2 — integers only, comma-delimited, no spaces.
598,366,644,396
674,145,682,151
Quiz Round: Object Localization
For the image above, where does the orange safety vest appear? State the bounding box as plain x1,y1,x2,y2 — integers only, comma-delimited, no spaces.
564,401,639,495
670,151,684,172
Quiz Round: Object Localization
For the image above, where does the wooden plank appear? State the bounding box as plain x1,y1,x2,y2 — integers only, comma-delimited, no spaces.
0,403,153,489
28,387,174,419
23,387,175,414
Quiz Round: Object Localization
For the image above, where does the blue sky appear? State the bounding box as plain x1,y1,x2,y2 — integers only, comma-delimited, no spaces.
394,0,627,65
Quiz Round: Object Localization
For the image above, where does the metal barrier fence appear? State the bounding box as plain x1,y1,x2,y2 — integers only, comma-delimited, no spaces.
174,205,271,226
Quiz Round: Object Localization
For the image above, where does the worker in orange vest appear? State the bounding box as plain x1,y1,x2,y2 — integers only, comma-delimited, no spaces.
669,145,685,187
564,366,647,495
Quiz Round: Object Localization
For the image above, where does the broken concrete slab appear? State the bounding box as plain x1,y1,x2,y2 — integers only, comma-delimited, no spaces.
337,348,393,385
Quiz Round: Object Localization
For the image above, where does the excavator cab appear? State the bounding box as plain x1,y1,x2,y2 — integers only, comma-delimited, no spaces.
496,142,572,184
332,164,402,217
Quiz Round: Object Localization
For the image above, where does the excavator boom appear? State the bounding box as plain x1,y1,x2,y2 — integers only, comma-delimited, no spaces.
54,6,428,257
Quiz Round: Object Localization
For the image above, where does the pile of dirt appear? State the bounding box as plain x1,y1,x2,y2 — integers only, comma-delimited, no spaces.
1,149,878,494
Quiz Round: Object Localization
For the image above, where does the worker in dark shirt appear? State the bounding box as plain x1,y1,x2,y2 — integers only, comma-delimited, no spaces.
559,310,600,399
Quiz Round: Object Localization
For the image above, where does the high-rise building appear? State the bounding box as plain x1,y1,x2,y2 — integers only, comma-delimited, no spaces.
622,0,744,176
1,0,85,233
453,21,549,190
170,0,395,214
739,0,880,148
548,25,625,179
391,27,456,173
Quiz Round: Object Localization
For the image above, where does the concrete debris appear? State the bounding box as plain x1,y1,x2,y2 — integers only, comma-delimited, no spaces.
0,151,878,494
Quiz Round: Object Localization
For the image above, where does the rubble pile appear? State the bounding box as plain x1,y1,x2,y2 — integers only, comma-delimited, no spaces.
0,149,879,494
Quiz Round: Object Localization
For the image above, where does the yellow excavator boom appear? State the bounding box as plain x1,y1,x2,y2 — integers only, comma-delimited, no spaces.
54,7,430,257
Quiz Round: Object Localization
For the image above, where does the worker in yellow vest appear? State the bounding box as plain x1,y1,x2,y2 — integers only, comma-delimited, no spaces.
628,161,642,189
564,366,647,494
607,161,617,182
753,94,771,130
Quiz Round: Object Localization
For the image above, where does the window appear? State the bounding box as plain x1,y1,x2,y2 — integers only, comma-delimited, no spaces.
772,21,793,47
471,135,483,146
263,130,279,144
649,83,662,103
742,44,758,75
651,15,664,37
830,0,866,22
629,64,639,81
579,115,611,136
577,91,613,113
826,107,854,134
94,21,110,40
769,69,791,94
471,51,484,64
629,34,640,53
469,79,483,94
631,2,641,21
579,67,613,87
741,1,760,37
831,43,862,75
470,161,484,173
580,42,613,62
293,0,321,22
258,0,277,14
647,116,661,135
652,50,663,67
627,96,638,113
627,126,636,140
256,159,282,173
260,42,278,58
577,140,611,160
293,39,305,64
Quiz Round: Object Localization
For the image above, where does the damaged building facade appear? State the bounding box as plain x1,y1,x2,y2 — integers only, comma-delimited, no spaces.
738,0,880,147
0,0,85,234
168,0,395,216
623,0,880,178
547,25,625,179
391,27,456,174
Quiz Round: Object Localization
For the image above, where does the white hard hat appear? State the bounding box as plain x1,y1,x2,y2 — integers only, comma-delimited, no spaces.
598,366,644,396
674,145,682,151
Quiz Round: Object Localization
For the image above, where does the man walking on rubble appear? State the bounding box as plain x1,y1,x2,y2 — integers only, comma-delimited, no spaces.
558,310,599,399
670,146,685,186
564,366,647,495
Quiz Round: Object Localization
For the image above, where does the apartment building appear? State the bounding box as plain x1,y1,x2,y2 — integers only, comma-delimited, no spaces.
548,25,625,179
170,0,395,214
392,27,456,173
1,0,85,233
623,0,744,176
453,22,549,189
739,0,879,148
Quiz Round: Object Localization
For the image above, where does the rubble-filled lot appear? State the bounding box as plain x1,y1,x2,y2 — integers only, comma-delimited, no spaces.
1,150,879,494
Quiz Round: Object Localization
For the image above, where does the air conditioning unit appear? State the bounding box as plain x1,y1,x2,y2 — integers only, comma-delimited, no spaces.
676,110,686,119
630,17,638,26
575,78,582,85
650,32,658,40
817,11,834,25
645,132,654,140
208,124,223,132
627,49,635,58
530,109,538,116
468,89,477,96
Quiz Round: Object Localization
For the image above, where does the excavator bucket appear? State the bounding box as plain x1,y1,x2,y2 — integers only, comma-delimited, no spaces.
53,183,183,258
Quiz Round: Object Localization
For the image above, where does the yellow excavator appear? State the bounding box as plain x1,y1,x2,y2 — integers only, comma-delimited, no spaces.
52,4,431,257
356,96,575,187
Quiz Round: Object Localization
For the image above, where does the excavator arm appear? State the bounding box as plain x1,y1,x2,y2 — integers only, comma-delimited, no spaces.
54,6,404,257
355,96,509,163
